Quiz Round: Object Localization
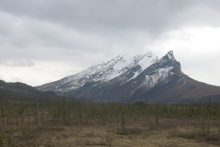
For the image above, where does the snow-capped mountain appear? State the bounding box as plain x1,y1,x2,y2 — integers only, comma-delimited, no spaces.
37,51,158,92
37,51,220,103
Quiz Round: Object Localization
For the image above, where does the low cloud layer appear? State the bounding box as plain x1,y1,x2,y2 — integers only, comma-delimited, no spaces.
0,60,35,67
0,0,220,86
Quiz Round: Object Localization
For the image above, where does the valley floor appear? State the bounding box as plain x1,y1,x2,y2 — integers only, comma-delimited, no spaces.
1,118,220,147
1,100,220,147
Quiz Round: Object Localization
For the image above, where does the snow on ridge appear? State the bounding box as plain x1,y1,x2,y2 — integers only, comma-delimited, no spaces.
39,51,159,92
144,67,173,88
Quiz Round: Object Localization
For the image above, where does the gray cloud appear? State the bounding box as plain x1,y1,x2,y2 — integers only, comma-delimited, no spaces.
1,0,220,37
0,0,220,86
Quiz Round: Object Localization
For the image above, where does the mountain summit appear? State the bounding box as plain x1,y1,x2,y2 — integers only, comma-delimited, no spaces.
37,51,220,103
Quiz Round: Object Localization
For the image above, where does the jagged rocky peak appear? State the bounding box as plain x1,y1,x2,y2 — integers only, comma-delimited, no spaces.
37,50,180,93
36,50,220,103
159,50,175,61
167,50,174,58
158,50,183,76
157,51,180,67
166,50,177,61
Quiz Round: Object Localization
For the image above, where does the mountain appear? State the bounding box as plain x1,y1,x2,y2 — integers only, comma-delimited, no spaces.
36,51,220,103
0,80,59,101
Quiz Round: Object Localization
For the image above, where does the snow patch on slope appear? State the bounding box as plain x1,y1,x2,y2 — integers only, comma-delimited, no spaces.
144,67,173,88
129,66,173,97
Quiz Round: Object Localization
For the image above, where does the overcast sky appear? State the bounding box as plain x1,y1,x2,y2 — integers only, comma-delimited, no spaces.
0,0,220,86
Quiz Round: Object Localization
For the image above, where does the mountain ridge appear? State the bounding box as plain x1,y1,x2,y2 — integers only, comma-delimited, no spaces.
0,80,59,101
36,51,220,103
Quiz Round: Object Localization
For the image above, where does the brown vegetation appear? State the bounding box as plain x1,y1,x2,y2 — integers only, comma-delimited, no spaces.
0,99,220,147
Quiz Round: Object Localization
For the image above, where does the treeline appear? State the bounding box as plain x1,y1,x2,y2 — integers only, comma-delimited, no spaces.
0,98,219,126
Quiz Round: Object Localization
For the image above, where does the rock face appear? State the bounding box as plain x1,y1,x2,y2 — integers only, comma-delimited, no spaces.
36,51,220,103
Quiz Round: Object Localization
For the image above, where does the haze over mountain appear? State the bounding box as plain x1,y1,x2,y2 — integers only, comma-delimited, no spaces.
37,51,220,103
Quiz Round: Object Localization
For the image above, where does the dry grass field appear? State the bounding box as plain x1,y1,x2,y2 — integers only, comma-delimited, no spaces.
0,100,220,147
